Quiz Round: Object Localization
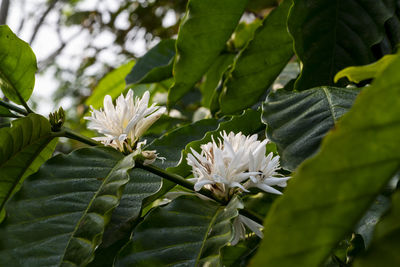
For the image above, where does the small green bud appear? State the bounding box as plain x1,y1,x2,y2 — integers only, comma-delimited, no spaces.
49,107,65,132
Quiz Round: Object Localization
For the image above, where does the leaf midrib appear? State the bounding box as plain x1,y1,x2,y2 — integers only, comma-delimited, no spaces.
322,87,337,122
0,124,53,212
59,155,125,265
0,46,28,104
194,204,224,266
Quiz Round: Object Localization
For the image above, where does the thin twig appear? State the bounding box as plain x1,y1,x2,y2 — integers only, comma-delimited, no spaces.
29,0,57,45
0,99,29,116
0,0,10,24
61,127,100,146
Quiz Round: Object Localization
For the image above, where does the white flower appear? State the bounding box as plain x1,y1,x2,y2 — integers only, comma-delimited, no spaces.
187,132,260,199
187,131,290,198
245,143,290,195
231,215,264,245
85,90,166,152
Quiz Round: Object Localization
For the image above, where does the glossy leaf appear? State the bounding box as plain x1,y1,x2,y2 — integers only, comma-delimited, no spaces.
168,0,248,108
354,192,400,267
221,236,260,267
148,119,220,170
230,19,262,50
200,53,236,108
100,168,162,248
252,52,400,266
126,39,175,85
262,86,361,171
85,61,135,109
88,168,162,267
288,0,395,90
0,114,57,222
334,54,397,83
219,0,293,115
0,25,37,105
115,195,243,266
0,147,135,266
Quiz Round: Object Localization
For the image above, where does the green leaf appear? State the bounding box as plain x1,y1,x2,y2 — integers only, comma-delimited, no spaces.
262,86,361,171
246,0,279,12
219,0,293,115
354,191,400,267
200,53,236,108
221,236,260,267
148,119,221,170
288,0,395,90
251,52,400,266
169,109,265,177
334,54,397,83
100,168,162,248
230,19,263,50
0,147,135,266
126,39,175,85
0,25,37,105
0,114,57,222
88,168,162,267
115,195,243,266
144,114,187,138
85,61,135,109
167,0,248,108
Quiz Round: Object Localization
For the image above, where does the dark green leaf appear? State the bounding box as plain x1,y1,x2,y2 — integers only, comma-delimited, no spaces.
221,236,260,267
0,147,135,266
354,192,400,267
144,114,187,138
126,39,175,85
88,168,162,267
262,86,361,171
167,0,248,108
115,195,243,267
148,118,220,170
85,61,135,109
252,52,400,266
334,54,397,84
100,168,162,248
288,0,395,90
246,0,279,12
0,25,37,105
219,0,293,115
0,114,57,222
200,53,236,108
230,19,262,50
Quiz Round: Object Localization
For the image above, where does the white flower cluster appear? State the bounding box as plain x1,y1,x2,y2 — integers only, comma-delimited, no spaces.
187,131,290,245
187,131,290,198
85,90,165,161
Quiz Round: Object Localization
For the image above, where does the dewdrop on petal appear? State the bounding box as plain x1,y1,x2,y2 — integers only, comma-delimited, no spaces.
85,90,166,159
